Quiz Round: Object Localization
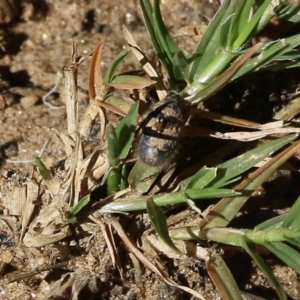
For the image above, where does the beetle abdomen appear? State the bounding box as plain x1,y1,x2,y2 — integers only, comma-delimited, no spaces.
138,92,184,167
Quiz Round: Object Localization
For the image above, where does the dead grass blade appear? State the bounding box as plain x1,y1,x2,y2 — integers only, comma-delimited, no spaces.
90,216,124,279
51,128,75,156
79,149,107,191
206,255,242,300
0,178,39,241
97,100,128,117
88,40,105,99
22,176,71,247
274,94,300,121
69,133,84,206
97,101,106,141
257,121,284,130
80,102,106,140
63,44,79,140
80,41,108,140
70,270,90,300
145,234,210,261
61,132,106,205
5,263,68,284
173,25,207,37
122,24,167,101
106,76,155,89
110,217,206,300
1,183,26,217
129,252,143,286
55,44,108,208
23,195,71,247
0,176,39,240
191,108,261,129
212,127,300,141
42,269,90,300
20,180,38,240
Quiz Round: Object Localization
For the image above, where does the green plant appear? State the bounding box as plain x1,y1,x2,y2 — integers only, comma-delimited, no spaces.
92,1,300,299
102,132,300,299
105,102,139,195
139,0,300,103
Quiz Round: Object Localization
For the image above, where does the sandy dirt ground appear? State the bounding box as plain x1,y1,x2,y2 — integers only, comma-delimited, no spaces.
0,1,299,299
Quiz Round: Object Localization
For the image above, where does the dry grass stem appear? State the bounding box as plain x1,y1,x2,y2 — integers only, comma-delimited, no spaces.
122,24,167,101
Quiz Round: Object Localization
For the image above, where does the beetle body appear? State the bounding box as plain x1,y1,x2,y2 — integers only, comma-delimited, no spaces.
138,92,184,167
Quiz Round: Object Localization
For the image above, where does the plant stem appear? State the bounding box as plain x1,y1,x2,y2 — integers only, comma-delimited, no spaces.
204,227,245,246
107,167,121,195
182,50,234,96
245,228,300,244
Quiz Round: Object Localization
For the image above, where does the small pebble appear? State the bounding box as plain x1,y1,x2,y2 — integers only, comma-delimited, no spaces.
20,95,39,109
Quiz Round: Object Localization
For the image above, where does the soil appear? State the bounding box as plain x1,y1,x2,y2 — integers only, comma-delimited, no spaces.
0,1,300,300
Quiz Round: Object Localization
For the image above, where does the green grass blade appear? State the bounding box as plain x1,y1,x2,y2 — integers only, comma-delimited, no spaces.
204,227,245,247
107,167,121,195
64,195,90,224
115,101,139,159
185,188,242,200
229,0,254,48
35,157,52,180
219,9,235,49
189,0,235,81
107,123,120,167
172,52,189,82
102,190,183,213
189,50,235,91
106,123,121,195
202,136,299,229
120,164,128,190
139,0,156,47
267,49,300,61
128,160,161,193
209,135,297,189
263,242,300,273
285,238,300,248
100,188,241,213
181,167,217,190
107,102,138,194
254,0,277,33
104,95,131,114
274,3,300,23
68,195,90,217
139,0,180,84
260,58,300,71
205,226,300,247
234,34,300,79
242,241,287,300
282,194,300,229
255,215,285,230
152,0,183,61
169,225,200,241
146,198,182,255
104,49,129,83
182,44,259,101
232,0,273,49
245,227,300,244
213,176,242,188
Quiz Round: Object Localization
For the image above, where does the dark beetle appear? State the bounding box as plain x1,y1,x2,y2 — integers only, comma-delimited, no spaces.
138,92,184,167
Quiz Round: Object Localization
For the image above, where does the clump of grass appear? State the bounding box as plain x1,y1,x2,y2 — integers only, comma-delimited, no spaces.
94,1,300,299
5,1,300,299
